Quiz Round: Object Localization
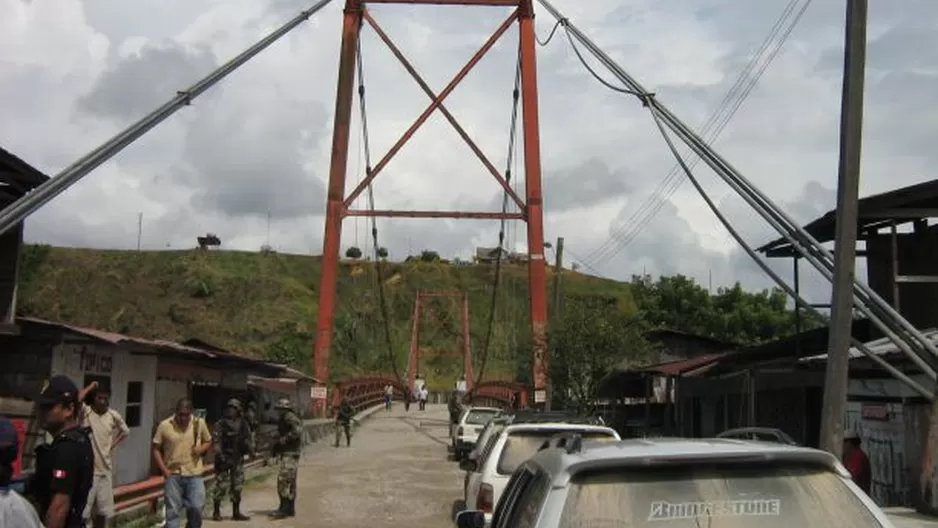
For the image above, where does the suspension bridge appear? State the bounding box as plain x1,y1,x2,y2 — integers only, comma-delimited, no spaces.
4,2,938,518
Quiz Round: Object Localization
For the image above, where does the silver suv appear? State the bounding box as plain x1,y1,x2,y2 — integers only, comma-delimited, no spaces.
456,436,895,527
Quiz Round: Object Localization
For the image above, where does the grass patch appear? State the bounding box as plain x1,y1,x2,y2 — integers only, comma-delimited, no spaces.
17,247,633,386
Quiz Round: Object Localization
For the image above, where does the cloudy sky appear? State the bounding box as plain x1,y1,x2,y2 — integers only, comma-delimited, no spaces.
1,0,936,303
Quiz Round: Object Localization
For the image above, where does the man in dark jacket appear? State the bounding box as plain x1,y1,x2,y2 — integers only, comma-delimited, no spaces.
334,398,353,448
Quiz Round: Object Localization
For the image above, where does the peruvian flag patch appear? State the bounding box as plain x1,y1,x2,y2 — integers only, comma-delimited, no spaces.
53,469,67,479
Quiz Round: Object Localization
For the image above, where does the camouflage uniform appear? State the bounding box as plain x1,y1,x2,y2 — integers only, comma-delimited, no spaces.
212,398,253,521
334,399,353,447
271,397,303,519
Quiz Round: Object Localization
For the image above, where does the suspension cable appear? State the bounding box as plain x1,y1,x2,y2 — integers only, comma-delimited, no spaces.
577,0,810,271
645,101,935,395
474,51,522,388
356,31,402,385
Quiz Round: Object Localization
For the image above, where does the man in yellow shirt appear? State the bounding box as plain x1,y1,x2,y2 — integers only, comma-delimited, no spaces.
152,399,212,528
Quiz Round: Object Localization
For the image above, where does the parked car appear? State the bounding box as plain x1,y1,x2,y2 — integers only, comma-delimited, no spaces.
717,426,798,445
462,412,605,498
453,407,501,460
456,436,896,528
461,421,620,526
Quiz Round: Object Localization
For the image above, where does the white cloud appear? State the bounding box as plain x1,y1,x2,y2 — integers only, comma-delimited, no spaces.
1,0,936,304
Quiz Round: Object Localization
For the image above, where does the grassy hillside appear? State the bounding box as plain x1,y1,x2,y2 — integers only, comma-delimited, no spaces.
17,245,634,387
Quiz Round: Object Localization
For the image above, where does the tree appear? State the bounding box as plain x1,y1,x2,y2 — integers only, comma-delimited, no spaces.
377,247,389,259
550,295,655,413
345,246,363,259
419,250,440,262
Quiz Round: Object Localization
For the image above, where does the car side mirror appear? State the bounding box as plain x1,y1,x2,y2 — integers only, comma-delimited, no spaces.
455,510,486,528
459,459,477,472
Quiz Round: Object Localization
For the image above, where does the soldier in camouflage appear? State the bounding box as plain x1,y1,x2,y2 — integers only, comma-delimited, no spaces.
270,397,303,519
244,401,259,459
211,398,253,521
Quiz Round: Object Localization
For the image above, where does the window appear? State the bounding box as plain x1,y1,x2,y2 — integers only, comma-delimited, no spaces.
465,410,500,425
125,382,143,427
507,469,551,528
497,430,618,475
558,462,885,527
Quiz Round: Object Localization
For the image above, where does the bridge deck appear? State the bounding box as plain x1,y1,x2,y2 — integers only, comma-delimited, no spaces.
214,404,461,527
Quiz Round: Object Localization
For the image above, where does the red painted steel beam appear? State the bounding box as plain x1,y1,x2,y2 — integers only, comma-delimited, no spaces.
313,0,362,412
345,209,524,219
362,11,526,212
517,0,550,409
365,0,518,5
343,9,519,207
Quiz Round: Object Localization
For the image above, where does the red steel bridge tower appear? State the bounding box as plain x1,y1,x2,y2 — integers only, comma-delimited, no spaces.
313,0,549,411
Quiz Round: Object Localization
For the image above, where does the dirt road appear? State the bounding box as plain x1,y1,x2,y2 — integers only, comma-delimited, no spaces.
211,404,462,527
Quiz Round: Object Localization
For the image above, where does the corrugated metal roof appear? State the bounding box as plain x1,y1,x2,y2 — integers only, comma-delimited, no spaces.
640,353,726,376
798,328,938,363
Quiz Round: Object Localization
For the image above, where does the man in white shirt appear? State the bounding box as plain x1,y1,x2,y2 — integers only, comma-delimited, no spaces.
0,416,43,527
80,382,130,528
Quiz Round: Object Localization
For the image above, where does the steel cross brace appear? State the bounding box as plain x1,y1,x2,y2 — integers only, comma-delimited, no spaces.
342,8,524,213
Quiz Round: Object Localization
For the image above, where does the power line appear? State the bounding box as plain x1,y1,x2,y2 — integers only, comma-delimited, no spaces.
576,0,812,272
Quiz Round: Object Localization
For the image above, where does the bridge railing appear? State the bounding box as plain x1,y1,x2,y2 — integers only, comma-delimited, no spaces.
468,380,529,409
334,376,408,415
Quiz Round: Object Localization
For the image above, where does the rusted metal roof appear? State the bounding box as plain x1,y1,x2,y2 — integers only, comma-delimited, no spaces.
640,353,726,376
16,317,278,374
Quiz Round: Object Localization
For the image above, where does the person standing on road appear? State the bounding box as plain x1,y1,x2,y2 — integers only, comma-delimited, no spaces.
383,384,394,412
25,375,95,528
842,430,871,495
77,381,130,528
334,397,353,448
447,391,463,438
418,386,429,411
211,399,252,521
0,416,43,527
152,398,212,528
270,398,302,519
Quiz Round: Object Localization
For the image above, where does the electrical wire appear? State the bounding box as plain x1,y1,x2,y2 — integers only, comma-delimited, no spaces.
356,32,402,384
474,51,522,388
578,0,810,271
645,102,935,395
536,18,564,46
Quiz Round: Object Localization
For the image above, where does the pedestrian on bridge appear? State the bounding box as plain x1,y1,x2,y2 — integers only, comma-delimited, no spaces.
270,398,302,519
383,384,394,412
334,397,353,448
211,398,252,521
418,386,428,411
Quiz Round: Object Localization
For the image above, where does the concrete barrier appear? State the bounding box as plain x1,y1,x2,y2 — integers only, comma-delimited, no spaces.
301,403,384,445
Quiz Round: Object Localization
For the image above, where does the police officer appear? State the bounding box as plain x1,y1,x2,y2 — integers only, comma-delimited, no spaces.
270,398,302,519
26,375,94,528
211,399,252,521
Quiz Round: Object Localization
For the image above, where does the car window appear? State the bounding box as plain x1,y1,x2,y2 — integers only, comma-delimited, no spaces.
557,462,884,527
497,430,617,475
477,429,504,470
465,409,500,425
507,469,551,528
493,469,534,528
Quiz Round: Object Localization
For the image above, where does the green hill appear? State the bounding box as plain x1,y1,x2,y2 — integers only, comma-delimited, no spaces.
16,245,634,387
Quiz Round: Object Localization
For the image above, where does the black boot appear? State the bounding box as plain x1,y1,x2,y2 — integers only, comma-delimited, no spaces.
232,499,250,521
270,498,288,518
212,501,223,521
286,499,296,516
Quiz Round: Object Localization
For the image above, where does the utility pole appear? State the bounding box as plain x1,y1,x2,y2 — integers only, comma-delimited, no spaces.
820,0,867,458
136,213,142,251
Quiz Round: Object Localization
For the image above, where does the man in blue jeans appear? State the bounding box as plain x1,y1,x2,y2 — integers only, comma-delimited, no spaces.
152,399,212,528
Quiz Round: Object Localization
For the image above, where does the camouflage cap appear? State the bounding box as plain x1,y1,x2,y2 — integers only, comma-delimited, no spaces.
226,398,242,411
274,397,293,410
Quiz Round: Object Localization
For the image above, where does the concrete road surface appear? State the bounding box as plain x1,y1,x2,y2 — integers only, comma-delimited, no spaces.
885,507,938,528
211,404,462,527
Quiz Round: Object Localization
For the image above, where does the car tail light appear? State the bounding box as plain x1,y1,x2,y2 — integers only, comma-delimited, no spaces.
477,483,494,513
457,426,464,437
